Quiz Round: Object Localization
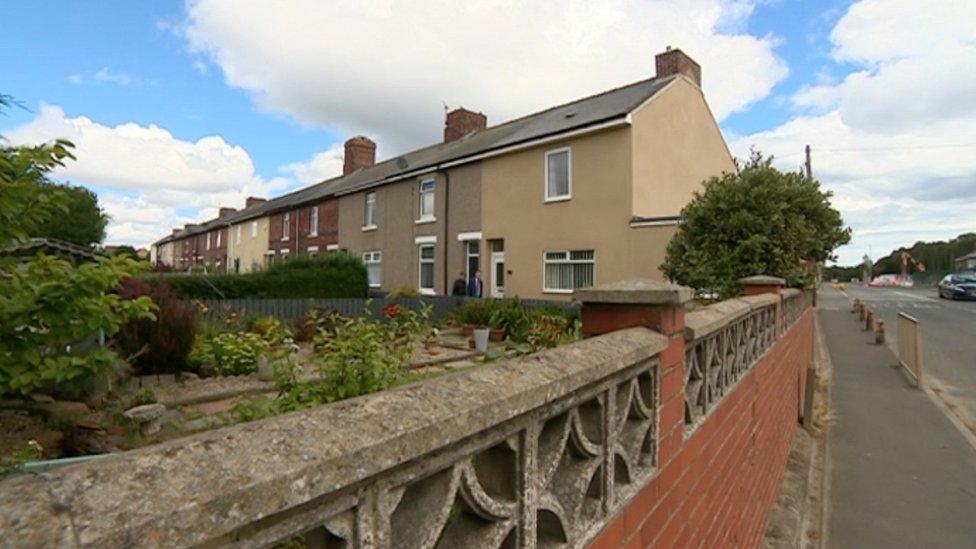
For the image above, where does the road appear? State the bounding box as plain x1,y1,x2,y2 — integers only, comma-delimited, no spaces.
827,283,976,437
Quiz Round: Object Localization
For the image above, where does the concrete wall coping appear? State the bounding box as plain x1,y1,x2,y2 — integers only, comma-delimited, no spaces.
739,274,786,286
0,327,667,548
575,278,694,305
781,287,803,299
684,293,780,340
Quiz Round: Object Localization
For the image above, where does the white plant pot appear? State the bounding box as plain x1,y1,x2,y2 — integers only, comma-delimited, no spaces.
473,328,491,353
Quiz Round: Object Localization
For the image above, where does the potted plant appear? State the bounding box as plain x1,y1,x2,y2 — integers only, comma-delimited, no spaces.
456,300,495,337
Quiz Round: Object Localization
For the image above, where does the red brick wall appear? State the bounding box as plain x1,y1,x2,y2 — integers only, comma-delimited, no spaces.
268,199,339,256
590,309,814,548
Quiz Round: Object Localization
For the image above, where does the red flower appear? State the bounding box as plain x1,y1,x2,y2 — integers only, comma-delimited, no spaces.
384,304,402,317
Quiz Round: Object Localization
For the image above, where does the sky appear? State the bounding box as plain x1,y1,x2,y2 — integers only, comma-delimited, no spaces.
2,0,973,265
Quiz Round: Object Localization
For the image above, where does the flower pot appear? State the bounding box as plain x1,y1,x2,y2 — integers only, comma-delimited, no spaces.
489,329,505,342
472,328,490,353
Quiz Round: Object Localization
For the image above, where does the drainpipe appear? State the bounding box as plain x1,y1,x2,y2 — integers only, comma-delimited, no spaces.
442,168,451,295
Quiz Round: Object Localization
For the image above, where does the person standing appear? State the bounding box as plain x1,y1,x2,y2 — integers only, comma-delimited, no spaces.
451,271,467,296
467,270,484,298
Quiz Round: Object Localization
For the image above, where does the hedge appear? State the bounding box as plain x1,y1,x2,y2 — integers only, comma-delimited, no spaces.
148,253,368,299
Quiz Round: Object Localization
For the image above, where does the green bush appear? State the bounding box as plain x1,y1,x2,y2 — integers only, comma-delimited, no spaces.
130,387,157,407
247,316,293,345
0,254,155,397
189,332,268,376
454,299,498,327
387,284,421,298
314,315,407,402
489,297,533,341
152,253,368,299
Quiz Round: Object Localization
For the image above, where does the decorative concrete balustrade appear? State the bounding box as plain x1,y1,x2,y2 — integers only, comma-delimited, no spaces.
0,278,812,549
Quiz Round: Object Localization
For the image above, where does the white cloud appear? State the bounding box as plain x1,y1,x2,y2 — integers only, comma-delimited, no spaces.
66,68,153,87
182,0,787,153
281,145,344,185
734,0,976,265
4,105,297,247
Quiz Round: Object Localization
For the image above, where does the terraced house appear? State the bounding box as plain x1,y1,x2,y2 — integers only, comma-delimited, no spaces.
152,48,735,299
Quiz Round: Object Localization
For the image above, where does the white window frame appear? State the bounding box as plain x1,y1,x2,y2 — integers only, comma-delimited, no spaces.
465,240,480,281
363,251,382,288
418,244,436,295
236,225,242,245
543,249,595,294
326,244,339,252
251,221,258,238
216,230,222,248
309,206,319,237
417,179,436,223
363,192,377,230
544,147,572,203
307,246,319,256
206,232,211,250
282,212,290,240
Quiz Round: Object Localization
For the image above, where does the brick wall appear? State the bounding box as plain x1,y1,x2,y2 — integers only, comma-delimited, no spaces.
589,309,814,548
268,198,340,256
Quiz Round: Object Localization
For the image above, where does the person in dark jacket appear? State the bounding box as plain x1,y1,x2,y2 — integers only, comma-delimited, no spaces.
451,271,467,296
467,270,484,298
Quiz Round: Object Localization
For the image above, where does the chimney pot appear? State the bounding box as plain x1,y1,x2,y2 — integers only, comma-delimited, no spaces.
444,108,487,143
245,196,266,208
218,207,236,218
343,136,377,175
655,47,701,87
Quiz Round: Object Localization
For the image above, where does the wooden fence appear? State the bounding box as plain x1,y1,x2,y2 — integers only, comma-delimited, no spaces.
187,296,577,324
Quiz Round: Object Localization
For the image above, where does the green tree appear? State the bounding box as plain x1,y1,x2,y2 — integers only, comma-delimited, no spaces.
33,183,108,247
662,151,850,299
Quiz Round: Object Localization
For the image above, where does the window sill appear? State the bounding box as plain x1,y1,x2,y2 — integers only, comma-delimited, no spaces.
362,225,378,232
281,237,289,241
415,217,437,225
542,289,575,294
420,288,437,296
544,195,572,204
309,232,318,238
369,284,382,289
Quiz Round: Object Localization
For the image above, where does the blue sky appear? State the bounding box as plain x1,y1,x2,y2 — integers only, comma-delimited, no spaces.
3,1,974,265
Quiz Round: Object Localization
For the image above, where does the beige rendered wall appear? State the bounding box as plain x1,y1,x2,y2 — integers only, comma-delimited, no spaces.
227,217,270,273
336,163,481,294
481,127,640,301
631,77,736,218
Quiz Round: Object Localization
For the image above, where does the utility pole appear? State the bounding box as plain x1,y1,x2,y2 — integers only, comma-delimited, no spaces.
804,144,812,180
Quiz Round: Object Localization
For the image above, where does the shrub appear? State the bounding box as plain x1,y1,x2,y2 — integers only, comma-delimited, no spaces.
0,254,155,397
313,315,407,402
454,299,497,327
130,387,157,407
247,316,293,346
291,308,342,343
189,332,268,376
489,297,533,341
526,313,571,350
117,278,197,375
154,253,368,299
387,284,421,298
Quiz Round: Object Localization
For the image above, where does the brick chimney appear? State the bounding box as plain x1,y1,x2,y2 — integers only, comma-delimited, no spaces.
172,228,180,236
245,196,266,208
655,46,701,87
343,136,376,175
183,223,199,231
444,108,487,143
218,207,236,218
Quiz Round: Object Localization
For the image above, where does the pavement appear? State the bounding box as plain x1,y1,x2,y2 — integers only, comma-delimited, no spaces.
839,283,976,436
817,284,976,548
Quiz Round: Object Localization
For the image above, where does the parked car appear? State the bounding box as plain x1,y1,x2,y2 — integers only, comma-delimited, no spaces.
937,273,976,300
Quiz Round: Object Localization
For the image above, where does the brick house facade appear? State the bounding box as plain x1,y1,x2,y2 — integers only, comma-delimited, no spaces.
267,198,340,260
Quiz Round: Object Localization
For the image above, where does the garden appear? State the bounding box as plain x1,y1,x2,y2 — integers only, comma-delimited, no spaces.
1,273,580,473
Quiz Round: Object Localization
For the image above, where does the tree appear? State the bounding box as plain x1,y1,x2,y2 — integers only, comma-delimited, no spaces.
33,183,108,247
662,151,850,299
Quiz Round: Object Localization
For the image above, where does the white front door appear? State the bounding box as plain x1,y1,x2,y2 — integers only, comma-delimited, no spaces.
491,251,505,298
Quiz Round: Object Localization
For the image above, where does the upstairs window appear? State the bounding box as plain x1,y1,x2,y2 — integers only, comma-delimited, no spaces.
544,250,594,292
216,230,222,248
236,225,242,244
363,251,382,287
251,221,258,238
545,147,571,201
419,179,435,220
282,212,290,240
309,206,319,237
364,192,377,229
206,232,211,250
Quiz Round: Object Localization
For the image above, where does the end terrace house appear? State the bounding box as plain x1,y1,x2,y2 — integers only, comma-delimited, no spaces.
331,47,734,299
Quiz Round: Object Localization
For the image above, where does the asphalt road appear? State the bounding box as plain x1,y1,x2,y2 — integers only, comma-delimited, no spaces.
827,283,976,436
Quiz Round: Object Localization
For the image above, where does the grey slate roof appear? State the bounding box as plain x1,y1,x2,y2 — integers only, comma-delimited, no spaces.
155,75,677,246
1,238,105,262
